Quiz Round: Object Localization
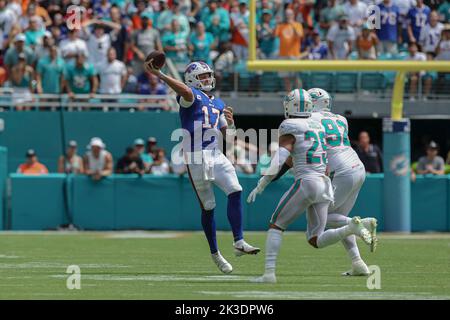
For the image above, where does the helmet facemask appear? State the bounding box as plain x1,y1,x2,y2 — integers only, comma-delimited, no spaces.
196,72,216,92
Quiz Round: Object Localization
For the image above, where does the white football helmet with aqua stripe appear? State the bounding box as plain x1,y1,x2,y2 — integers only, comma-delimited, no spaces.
307,88,331,112
283,89,313,119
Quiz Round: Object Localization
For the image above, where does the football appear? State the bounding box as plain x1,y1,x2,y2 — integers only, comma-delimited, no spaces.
145,50,166,70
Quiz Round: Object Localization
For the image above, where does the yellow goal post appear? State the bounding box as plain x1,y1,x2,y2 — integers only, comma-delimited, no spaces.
246,0,450,120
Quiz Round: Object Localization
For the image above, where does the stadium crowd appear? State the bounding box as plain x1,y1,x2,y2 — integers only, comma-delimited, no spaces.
0,0,449,99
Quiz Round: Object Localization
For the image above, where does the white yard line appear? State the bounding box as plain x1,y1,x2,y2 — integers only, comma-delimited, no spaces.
198,290,450,300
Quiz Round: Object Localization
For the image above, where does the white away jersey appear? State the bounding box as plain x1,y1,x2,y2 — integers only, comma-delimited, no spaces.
279,117,327,180
311,111,363,176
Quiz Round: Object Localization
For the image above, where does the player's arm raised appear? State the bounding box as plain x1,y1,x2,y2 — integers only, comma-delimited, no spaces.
247,134,295,203
144,61,194,104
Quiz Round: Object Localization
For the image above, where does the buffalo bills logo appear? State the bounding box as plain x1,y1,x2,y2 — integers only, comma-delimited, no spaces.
186,63,197,73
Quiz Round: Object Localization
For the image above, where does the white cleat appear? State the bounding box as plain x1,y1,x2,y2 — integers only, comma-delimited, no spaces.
211,252,233,274
362,218,378,252
348,216,372,245
342,259,370,276
233,239,261,257
250,273,277,284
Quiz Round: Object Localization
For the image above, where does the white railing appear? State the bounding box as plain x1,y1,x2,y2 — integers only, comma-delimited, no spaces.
0,89,179,111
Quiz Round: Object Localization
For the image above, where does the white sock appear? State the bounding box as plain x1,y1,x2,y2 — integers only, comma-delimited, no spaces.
326,213,351,228
341,235,361,262
265,228,283,275
317,225,352,248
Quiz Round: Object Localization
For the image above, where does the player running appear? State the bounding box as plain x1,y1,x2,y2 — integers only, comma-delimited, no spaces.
247,89,373,283
144,59,259,274
308,88,378,276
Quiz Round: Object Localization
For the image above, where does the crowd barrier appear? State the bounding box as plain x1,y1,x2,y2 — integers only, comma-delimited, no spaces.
0,112,180,173
3,173,449,232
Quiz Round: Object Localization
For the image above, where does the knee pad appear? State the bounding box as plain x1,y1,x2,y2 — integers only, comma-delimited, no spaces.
202,199,216,211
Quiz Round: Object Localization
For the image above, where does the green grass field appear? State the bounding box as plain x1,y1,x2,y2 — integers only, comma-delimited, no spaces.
0,231,449,299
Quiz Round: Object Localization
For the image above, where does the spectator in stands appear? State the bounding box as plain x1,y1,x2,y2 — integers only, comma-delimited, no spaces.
83,137,114,181
4,33,35,74
34,31,54,60
356,24,379,60
230,0,249,61
157,0,190,38
436,25,450,61
93,0,111,20
405,42,431,101
355,131,383,173
201,0,231,43
344,0,368,33
51,12,68,43
98,47,127,95
109,6,130,62
116,146,145,175
10,52,33,107
407,0,431,45
147,136,159,159
0,0,18,50
24,0,51,28
57,140,84,174
419,11,444,59
416,141,445,175
162,19,189,69
134,138,153,172
213,41,234,94
257,9,277,59
24,15,45,48
189,21,215,65
137,72,167,95
130,0,153,30
63,52,98,99
59,29,89,62
86,23,111,72
274,8,303,92
307,29,328,60
17,149,48,175
438,0,450,22
327,14,356,59
123,66,138,93
319,0,345,36
377,0,401,55
131,14,162,75
394,0,416,45
150,148,170,175
36,45,64,94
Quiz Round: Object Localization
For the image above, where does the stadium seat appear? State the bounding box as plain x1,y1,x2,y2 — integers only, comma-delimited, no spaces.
259,72,282,92
335,72,358,93
299,72,310,89
360,72,386,92
238,73,255,92
308,72,334,92
219,72,234,92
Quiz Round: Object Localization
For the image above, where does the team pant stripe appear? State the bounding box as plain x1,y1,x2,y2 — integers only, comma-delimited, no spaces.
186,164,205,210
270,179,302,224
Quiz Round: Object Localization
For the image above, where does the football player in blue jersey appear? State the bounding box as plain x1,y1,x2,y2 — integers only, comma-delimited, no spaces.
145,59,260,274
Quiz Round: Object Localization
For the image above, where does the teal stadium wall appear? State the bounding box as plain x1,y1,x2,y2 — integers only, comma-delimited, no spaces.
0,147,7,230
4,174,450,232
0,113,449,231
0,111,180,173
